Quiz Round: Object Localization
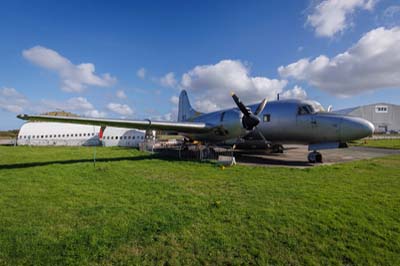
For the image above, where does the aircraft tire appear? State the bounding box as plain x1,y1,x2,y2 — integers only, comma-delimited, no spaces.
315,152,323,163
308,151,322,163
272,144,284,153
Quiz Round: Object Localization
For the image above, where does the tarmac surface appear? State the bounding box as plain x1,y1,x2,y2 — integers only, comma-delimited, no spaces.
235,145,400,168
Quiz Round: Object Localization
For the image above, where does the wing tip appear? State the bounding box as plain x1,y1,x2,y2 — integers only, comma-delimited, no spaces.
17,114,28,120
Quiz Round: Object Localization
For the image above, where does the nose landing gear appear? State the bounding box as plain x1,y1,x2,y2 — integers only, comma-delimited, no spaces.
308,151,322,163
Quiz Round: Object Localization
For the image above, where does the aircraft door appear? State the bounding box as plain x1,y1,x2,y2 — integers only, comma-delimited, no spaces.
296,105,316,141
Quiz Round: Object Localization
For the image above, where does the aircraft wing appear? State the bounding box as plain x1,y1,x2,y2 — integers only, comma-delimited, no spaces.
17,114,212,133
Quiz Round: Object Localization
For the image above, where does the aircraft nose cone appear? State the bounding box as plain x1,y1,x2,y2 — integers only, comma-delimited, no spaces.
364,120,375,136
341,117,374,141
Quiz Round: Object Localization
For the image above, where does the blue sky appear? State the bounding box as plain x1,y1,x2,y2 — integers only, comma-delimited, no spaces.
1,0,400,129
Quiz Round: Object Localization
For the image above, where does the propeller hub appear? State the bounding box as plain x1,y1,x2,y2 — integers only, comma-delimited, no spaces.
242,115,260,130
231,92,267,131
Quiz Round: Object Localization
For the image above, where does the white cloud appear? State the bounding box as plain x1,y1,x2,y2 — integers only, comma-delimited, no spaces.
84,109,107,118
307,0,377,37
152,112,175,121
280,86,308,100
161,72,177,88
384,5,400,17
137,67,146,79
0,87,29,113
40,97,95,112
22,46,116,92
278,27,400,97
0,87,106,117
180,60,287,112
0,87,24,98
106,103,133,116
38,97,106,118
170,95,179,105
378,5,400,27
116,90,127,99
66,97,94,110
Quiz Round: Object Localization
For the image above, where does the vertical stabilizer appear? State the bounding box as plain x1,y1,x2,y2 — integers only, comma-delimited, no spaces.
178,90,202,121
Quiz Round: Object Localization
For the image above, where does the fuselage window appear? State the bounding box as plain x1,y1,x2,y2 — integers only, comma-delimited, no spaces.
111,136,114,140
23,136,26,139
132,136,135,139
116,136,118,140
79,133,82,137
45,135,48,138
83,133,86,137
75,134,78,137
263,114,271,122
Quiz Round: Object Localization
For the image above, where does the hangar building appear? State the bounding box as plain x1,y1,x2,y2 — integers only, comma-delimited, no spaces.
337,103,400,133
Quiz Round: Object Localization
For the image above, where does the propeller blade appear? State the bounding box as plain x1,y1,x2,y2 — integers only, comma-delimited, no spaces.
254,98,268,115
254,126,266,142
231,92,261,130
231,92,251,117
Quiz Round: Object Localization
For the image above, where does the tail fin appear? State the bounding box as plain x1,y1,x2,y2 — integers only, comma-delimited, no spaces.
178,90,202,121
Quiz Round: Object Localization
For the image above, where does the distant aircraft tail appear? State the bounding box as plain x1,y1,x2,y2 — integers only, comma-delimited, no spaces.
178,90,202,121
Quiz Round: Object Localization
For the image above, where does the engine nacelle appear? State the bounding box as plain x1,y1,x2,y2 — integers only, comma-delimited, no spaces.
187,109,246,142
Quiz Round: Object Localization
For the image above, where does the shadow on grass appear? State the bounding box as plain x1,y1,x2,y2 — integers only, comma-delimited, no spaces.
0,155,162,170
235,154,312,167
0,150,316,170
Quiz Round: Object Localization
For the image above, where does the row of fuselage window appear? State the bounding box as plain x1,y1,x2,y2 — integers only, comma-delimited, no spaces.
19,133,144,140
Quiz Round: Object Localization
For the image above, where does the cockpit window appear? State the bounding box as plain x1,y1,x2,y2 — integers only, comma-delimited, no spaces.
311,102,325,113
298,105,314,115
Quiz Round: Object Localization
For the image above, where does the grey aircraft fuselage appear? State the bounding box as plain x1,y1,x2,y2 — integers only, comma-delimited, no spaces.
181,99,375,145
17,91,375,163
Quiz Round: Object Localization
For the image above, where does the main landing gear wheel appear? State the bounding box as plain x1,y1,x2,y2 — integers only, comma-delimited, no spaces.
308,151,322,163
272,144,284,153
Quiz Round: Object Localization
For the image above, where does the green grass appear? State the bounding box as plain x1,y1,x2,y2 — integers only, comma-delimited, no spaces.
351,138,400,149
0,146,399,265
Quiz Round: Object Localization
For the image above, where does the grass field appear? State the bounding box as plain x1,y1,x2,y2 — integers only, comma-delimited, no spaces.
351,138,400,149
0,146,399,265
